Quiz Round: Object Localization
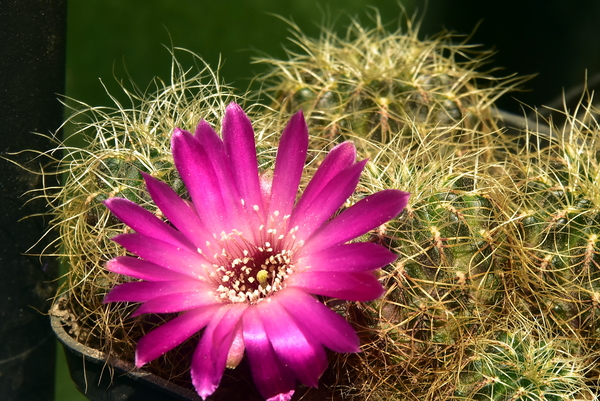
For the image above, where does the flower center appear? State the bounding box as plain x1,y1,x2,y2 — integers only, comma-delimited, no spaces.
214,247,294,303
198,204,307,304
204,217,302,304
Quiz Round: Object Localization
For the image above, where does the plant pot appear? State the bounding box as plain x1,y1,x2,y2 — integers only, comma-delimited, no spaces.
51,305,201,401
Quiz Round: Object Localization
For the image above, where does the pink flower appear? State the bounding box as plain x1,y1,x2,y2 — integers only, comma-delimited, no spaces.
103,103,409,400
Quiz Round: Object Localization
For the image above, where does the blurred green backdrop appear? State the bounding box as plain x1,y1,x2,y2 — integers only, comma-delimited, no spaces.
64,0,420,113
58,1,600,399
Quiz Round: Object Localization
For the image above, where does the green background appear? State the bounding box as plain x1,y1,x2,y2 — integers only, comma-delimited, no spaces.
64,0,419,113
57,0,600,399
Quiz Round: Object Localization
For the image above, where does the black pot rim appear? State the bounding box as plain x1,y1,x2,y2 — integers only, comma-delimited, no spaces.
51,301,201,401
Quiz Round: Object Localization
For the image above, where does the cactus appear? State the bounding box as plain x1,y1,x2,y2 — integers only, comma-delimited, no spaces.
387,173,508,346
42,10,600,400
255,12,527,159
336,145,516,399
505,95,600,351
448,316,594,401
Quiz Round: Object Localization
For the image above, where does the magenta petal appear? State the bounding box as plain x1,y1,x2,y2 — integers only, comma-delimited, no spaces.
291,159,367,241
135,304,220,366
226,324,245,369
172,128,230,233
130,291,220,317
194,120,254,238
106,256,191,281
103,280,208,303
300,189,410,255
194,119,220,141
112,233,210,279
291,141,356,226
104,197,191,248
191,304,247,399
258,297,328,388
221,103,265,218
193,120,236,200
296,242,397,272
278,288,360,353
143,173,215,257
268,111,308,218
267,391,295,401
242,307,296,400
286,271,385,302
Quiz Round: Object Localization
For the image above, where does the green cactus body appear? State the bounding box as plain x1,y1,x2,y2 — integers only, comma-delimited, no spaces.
516,159,600,342
453,326,592,400
256,15,526,159
351,171,511,397
388,177,507,347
